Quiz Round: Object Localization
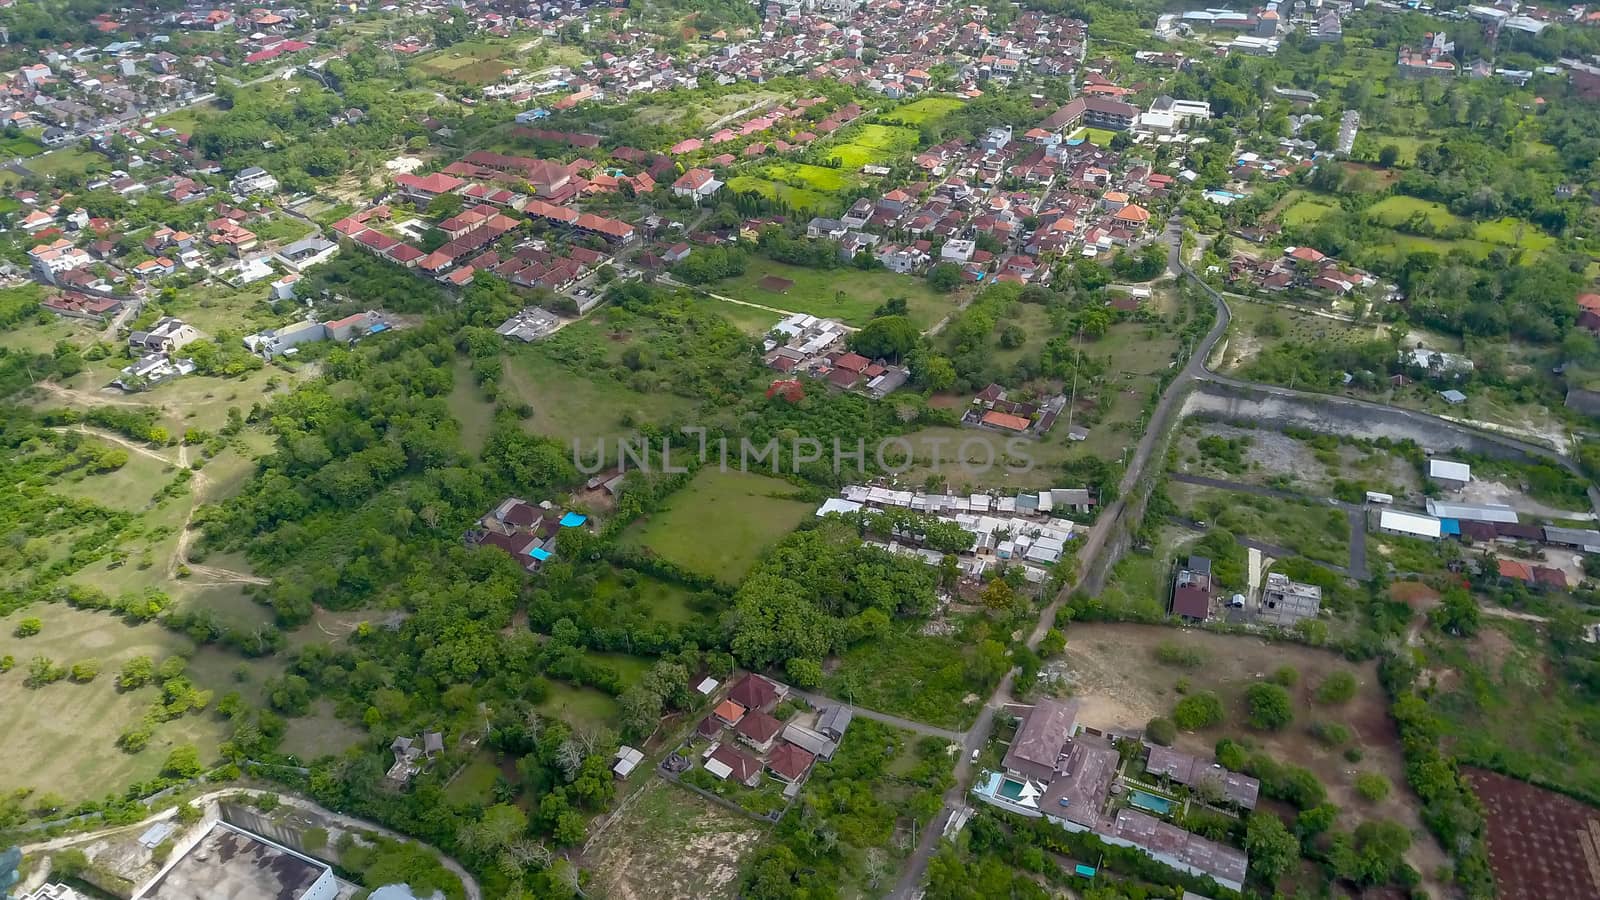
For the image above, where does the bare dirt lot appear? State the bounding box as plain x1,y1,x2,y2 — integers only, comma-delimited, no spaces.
1467,768,1600,900
1060,623,1448,882
1172,422,1421,500
583,778,768,900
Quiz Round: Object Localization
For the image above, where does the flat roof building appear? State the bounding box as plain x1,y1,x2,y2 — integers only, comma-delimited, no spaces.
1259,573,1321,627
1379,509,1442,540
134,822,338,900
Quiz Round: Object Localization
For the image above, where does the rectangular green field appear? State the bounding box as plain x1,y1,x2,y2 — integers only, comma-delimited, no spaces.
619,468,813,584
756,162,855,193
1367,196,1460,229
538,682,620,731
725,175,832,213
883,97,965,125
26,147,108,179
711,259,958,330
1281,197,1339,226
502,339,698,445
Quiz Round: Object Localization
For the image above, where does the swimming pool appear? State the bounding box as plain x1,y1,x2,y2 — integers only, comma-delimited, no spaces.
1129,789,1174,814
998,778,1028,801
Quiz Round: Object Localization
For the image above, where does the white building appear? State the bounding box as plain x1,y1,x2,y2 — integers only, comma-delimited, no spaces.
1378,509,1442,540
229,166,279,196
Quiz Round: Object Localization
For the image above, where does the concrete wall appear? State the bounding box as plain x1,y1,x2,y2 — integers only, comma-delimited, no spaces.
1182,379,1563,466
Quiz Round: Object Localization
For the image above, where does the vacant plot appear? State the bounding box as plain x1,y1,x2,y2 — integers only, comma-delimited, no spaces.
883,96,965,125
1061,623,1447,877
1280,197,1339,227
713,259,957,329
1367,195,1459,229
1467,768,1600,900
893,425,1074,491
412,40,520,84
0,133,43,157
538,682,620,731
756,161,855,193
725,175,832,213
0,605,231,802
1092,527,1199,619
1363,134,1427,165
1170,482,1351,568
620,468,812,584
824,628,998,730
26,146,108,179
154,103,223,135
821,124,920,169
448,359,495,456
593,567,710,625
444,752,503,805
503,347,697,445
279,700,366,762
1170,421,1421,501
585,778,768,900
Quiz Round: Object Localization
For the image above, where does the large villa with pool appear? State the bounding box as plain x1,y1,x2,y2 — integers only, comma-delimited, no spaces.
971,697,1253,893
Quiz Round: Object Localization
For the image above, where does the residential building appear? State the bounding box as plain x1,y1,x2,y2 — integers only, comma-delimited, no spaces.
228,166,279,196
1258,573,1321,627
1170,556,1211,621
274,235,340,272
1143,745,1260,809
706,742,763,787
1083,97,1139,131
672,168,723,201
129,316,199,354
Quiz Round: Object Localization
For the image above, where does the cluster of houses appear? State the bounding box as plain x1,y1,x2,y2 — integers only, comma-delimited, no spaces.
761,313,912,399
386,731,446,785
242,310,391,360
964,383,1072,439
115,315,199,391
684,674,853,796
1225,245,1385,299
819,484,1094,578
972,697,1252,892
466,497,592,573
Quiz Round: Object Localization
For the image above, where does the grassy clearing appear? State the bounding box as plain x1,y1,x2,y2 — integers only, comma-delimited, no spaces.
1281,197,1340,226
1170,482,1351,568
448,359,495,456
445,752,503,804
154,104,222,135
824,628,997,730
821,124,919,169
0,133,43,157
755,161,855,193
1094,527,1199,619
1367,195,1460,229
411,40,521,84
502,339,697,445
584,778,768,900
537,682,620,732
279,700,367,761
882,96,965,126
1068,127,1117,147
712,259,957,330
725,175,832,213
26,146,109,179
620,468,813,584
685,294,783,336
1364,134,1426,165
593,567,708,625
895,425,1074,491
0,606,231,802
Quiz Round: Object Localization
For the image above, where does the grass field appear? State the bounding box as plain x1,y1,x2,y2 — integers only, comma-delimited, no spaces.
1170,482,1351,568
883,96,965,126
725,175,832,213
154,103,223,135
1068,127,1118,147
444,752,503,804
538,682,620,731
0,606,233,802
0,133,44,157
26,146,108,179
411,40,521,84
1367,195,1457,229
712,259,958,330
279,700,366,761
620,468,812,584
756,161,855,193
1281,197,1340,226
1364,134,1426,165
503,339,697,445
593,567,708,625
686,294,783,336
448,359,495,456
824,628,997,729
820,124,920,169
584,778,768,900
894,425,1074,491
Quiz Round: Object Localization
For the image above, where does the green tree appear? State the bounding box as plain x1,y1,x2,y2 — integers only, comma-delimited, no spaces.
119,655,156,690
1246,683,1294,730
850,315,920,361
1145,717,1176,746
14,618,41,638
1173,691,1226,730
1245,812,1300,885
785,657,823,688
1378,144,1402,168
928,262,963,292
1315,671,1357,704
161,745,203,779
1355,772,1390,803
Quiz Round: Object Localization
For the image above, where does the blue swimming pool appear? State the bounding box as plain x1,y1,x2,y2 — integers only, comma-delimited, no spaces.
1129,789,1174,814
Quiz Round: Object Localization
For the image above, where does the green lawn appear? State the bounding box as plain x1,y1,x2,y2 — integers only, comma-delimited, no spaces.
725,176,832,213
593,567,708,625
619,468,813,585
756,161,856,193
686,294,783,336
824,629,998,730
278,700,367,762
537,682,620,731
444,753,503,804
1068,127,1117,147
502,342,698,445
26,146,108,179
883,96,965,125
820,124,919,169
0,606,233,802
0,133,44,157
1282,197,1340,226
1367,196,1460,229
712,259,960,330
154,104,223,135
448,359,495,456
1364,134,1426,165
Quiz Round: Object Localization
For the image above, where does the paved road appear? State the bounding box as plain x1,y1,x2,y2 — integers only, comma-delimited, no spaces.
889,217,1226,899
